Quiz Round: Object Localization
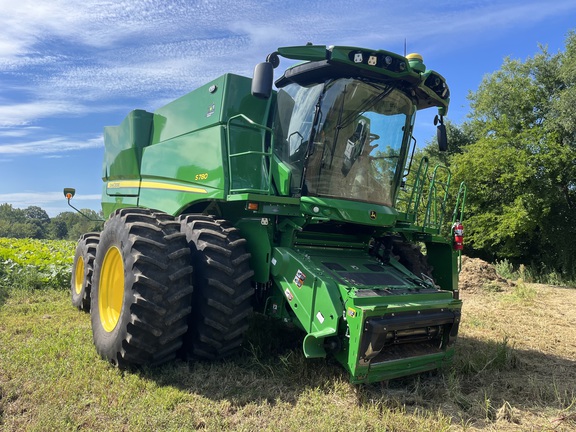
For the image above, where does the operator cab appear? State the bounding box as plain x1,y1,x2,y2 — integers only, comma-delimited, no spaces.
251,45,450,218
273,77,414,207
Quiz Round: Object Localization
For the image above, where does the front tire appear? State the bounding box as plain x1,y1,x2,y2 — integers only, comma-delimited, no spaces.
179,215,254,359
71,232,100,311
393,240,434,280
90,208,194,367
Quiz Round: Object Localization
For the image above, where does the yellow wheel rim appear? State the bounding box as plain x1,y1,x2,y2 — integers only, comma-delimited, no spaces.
74,256,85,295
99,246,124,332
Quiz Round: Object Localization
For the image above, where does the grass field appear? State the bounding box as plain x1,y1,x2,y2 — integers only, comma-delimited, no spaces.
1,254,575,430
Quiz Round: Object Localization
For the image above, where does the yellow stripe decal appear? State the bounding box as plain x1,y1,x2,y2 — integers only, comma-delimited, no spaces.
107,180,207,194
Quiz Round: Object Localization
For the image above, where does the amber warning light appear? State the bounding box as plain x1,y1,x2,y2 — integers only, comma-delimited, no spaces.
63,188,76,200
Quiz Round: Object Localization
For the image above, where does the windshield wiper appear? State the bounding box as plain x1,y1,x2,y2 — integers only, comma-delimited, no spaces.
328,83,348,169
299,86,326,193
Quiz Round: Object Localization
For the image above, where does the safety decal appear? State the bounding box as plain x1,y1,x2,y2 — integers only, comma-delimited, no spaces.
293,269,306,288
284,289,293,301
347,307,357,318
316,312,325,324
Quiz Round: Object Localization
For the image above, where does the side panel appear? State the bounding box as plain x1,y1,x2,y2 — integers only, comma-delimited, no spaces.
139,73,273,214
151,73,272,147
151,76,226,145
103,109,153,182
101,109,152,217
101,184,139,217
270,247,344,357
235,218,273,284
426,241,459,291
138,126,227,214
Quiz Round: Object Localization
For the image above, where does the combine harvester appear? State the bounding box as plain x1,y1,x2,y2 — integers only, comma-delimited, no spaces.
67,44,466,383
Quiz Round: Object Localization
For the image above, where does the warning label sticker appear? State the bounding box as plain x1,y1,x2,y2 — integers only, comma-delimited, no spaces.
293,269,306,288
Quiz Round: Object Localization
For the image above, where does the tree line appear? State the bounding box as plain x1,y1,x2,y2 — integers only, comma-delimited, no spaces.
0,203,102,241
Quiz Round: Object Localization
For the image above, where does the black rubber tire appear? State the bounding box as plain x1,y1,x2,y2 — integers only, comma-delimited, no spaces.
179,214,254,360
71,232,100,311
90,208,194,368
392,240,434,280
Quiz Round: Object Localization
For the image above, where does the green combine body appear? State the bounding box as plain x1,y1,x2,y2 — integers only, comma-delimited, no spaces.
69,44,466,384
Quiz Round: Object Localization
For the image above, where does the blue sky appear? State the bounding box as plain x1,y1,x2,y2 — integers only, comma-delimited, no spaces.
1,0,575,216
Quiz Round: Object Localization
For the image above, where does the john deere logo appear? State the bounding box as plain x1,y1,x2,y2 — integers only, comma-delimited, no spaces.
369,210,377,220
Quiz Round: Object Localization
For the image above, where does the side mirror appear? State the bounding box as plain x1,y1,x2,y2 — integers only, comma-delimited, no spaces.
437,123,448,152
251,62,274,99
434,115,448,152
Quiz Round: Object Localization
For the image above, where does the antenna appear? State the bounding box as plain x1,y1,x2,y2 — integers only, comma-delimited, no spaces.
404,38,407,56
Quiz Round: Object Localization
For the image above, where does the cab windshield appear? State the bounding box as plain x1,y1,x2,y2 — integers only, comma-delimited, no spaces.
274,78,415,206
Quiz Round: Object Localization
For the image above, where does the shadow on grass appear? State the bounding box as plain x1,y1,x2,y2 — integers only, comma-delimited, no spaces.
356,335,576,427
137,315,344,406
136,320,576,428
0,283,9,307
0,263,9,306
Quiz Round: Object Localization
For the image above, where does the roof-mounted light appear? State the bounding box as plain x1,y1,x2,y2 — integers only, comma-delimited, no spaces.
347,50,409,73
425,72,450,100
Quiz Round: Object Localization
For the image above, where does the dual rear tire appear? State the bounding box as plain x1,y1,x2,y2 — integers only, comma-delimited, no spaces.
179,214,254,360
71,209,254,368
90,208,194,367
71,232,100,311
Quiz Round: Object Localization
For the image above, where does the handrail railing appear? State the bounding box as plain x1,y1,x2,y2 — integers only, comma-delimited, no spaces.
422,165,451,233
396,157,456,235
451,181,467,225
226,114,274,195
396,156,429,222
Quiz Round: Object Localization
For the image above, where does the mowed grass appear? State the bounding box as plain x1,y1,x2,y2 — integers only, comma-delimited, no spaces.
1,282,576,431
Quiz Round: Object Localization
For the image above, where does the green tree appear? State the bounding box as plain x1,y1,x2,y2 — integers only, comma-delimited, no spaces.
51,210,102,241
49,219,68,239
450,31,576,279
0,203,25,223
0,204,41,238
0,204,103,240
23,206,51,239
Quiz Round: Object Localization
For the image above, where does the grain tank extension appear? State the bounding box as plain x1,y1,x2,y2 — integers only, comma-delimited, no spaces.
68,45,466,383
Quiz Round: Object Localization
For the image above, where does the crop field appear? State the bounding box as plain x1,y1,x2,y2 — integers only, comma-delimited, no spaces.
0,238,74,291
0,239,575,431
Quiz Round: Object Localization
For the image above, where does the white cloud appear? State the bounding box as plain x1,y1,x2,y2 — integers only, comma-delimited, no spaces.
418,0,576,40
1,0,576,125
0,101,87,127
0,126,43,137
0,135,103,155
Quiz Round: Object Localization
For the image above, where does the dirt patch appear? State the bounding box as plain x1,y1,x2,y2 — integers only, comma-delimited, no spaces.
458,255,510,292
453,255,576,432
